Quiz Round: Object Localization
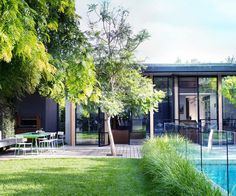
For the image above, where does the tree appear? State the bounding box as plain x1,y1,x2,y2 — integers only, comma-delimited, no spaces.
0,0,55,137
86,2,165,155
29,0,99,105
175,57,182,64
225,55,236,64
0,0,98,138
222,76,236,105
221,57,236,108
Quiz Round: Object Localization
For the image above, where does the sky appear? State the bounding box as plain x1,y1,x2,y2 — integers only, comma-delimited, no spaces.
75,0,236,63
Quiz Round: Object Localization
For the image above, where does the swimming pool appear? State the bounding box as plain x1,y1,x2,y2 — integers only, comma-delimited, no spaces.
196,163,236,195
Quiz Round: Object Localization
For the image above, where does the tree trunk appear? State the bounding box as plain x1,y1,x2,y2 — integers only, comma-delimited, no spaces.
0,105,15,139
105,115,117,156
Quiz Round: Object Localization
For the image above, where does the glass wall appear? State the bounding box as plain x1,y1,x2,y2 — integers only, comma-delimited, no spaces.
178,77,218,129
199,77,217,130
131,114,147,139
153,76,173,133
222,76,236,131
75,106,103,145
179,77,198,127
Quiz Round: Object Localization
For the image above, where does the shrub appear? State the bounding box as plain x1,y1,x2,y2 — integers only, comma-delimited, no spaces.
142,135,222,196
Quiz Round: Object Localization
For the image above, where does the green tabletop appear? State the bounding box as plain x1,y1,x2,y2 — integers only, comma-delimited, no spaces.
16,132,51,139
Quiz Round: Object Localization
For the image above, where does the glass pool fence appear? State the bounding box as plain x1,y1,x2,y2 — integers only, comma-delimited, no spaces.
164,122,236,196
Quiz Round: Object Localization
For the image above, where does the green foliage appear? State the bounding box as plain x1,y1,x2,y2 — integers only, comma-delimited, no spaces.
0,0,54,99
142,136,222,196
222,76,236,105
35,1,99,105
0,0,98,104
87,1,164,117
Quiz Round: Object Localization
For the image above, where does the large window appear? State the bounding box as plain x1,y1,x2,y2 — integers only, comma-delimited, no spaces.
178,77,217,129
153,76,173,133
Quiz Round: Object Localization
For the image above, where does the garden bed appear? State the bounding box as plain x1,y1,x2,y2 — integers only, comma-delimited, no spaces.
141,136,222,196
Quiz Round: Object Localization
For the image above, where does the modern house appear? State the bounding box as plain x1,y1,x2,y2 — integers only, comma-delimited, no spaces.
15,63,236,146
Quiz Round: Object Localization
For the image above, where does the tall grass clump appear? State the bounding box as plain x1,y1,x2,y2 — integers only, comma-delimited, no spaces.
142,135,222,196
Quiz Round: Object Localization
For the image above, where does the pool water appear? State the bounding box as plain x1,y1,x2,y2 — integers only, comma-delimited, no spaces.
196,164,236,195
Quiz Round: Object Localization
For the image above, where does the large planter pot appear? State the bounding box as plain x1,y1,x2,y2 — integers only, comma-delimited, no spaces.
112,129,129,144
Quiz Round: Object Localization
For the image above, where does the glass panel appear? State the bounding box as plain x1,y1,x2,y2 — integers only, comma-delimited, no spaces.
153,77,173,134
222,76,236,131
130,114,147,139
75,106,99,145
199,77,217,130
179,77,198,127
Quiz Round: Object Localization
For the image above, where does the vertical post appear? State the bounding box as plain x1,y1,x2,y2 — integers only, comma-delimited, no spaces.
104,113,109,144
150,75,154,139
226,131,229,196
70,103,75,146
65,100,75,146
200,131,203,172
174,76,179,124
150,108,154,139
218,75,223,130
185,127,187,159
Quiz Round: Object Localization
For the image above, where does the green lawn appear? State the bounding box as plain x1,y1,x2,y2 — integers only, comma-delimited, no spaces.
77,132,98,139
0,158,150,196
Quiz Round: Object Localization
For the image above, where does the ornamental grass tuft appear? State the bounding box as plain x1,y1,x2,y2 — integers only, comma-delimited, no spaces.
142,135,222,196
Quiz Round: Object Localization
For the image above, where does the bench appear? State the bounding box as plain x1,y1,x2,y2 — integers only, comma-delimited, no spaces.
0,138,23,152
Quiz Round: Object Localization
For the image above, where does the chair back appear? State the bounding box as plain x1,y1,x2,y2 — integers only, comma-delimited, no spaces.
57,131,65,139
50,132,57,139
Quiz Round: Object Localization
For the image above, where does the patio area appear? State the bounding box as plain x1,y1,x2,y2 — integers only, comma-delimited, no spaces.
0,142,143,160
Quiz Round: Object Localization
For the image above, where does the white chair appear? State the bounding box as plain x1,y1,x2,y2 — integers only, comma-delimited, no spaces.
56,131,65,148
14,137,33,155
39,132,57,153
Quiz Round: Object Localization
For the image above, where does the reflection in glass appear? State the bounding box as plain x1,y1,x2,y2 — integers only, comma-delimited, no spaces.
131,114,147,139
75,106,101,145
153,77,173,133
179,77,198,127
199,77,217,130
222,76,236,131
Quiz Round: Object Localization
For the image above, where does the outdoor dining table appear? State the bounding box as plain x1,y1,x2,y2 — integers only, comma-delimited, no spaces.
16,132,51,154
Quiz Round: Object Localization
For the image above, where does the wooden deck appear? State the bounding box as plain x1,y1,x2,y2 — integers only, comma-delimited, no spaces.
0,144,143,160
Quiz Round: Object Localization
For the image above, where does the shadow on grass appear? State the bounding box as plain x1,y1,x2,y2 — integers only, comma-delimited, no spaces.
0,158,152,196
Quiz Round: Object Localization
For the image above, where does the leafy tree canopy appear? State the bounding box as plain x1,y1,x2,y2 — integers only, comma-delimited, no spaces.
87,2,164,117
0,0,55,99
0,0,98,107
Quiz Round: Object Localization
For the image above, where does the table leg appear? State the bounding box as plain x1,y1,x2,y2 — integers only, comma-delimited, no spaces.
35,138,39,154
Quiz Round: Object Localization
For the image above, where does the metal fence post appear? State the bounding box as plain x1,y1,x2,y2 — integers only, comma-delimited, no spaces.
200,128,203,172
226,131,229,195
185,127,187,159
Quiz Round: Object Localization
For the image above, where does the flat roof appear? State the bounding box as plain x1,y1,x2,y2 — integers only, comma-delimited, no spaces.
144,63,236,76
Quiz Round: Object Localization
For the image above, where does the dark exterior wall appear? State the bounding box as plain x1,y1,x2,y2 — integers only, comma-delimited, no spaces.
16,93,58,132
45,98,58,132
16,93,46,129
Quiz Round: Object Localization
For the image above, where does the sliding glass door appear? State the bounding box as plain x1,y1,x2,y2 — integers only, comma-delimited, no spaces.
179,77,198,126
178,76,218,130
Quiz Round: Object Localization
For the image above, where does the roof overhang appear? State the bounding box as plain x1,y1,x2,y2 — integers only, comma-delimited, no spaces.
143,63,236,76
